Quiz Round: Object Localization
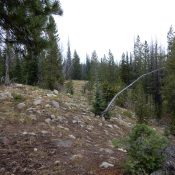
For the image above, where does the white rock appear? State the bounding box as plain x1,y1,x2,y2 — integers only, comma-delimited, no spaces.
99,123,103,127
100,162,114,168
72,120,77,124
45,118,51,124
118,148,127,153
47,93,57,97
28,132,36,136
33,99,42,106
17,103,25,110
50,114,56,120
71,154,83,160
34,148,38,152
87,125,94,131
54,160,60,165
69,135,76,139
51,100,59,108
45,104,51,108
113,125,120,129
41,130,49,134
22,131,28,135
15,84,23,88
107,124,113,129
53,90,59,95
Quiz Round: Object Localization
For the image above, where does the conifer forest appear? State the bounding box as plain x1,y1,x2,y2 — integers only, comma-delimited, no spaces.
0,1,175,175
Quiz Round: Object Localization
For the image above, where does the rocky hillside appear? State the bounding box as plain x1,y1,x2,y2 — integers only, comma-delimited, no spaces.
0,81,136,175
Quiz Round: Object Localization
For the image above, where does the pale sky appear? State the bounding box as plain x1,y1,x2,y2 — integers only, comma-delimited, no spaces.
54,0,175,62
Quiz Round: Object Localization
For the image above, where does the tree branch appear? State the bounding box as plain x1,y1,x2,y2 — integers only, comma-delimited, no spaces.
101,67,165,118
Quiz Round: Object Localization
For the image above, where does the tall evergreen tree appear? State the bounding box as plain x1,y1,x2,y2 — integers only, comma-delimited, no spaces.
164,27,175,133
64,40,72,79
72,50,81,80
90,50,99,83
41,16,63,90
0,0,63,85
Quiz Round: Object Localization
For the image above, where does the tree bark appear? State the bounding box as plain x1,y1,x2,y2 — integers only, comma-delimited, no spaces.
5,30,10,85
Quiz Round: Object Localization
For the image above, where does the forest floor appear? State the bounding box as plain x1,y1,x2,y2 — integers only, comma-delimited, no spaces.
0,81,168,175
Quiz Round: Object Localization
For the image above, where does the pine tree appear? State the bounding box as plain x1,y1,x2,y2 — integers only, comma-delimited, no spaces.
41,16,63,90
164,27,175,133
64,40,72,79
90,50,99,83
120,52,130,85
72,50,81,80
85,54,91,80
0,0,63,85
93,84,106,116
133,35,144,78
107,49,117,83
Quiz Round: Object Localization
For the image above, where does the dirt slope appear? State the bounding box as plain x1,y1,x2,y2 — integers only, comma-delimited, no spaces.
0,81,136,175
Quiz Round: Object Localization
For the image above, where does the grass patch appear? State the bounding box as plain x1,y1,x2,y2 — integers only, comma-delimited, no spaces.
12,93,25,102
122,110,133,118
112,138,128,148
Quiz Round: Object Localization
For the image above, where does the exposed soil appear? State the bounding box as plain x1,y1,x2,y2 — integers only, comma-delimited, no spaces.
0,81,136,175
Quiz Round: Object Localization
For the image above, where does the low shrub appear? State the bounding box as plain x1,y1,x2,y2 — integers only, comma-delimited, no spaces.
124,124,168,175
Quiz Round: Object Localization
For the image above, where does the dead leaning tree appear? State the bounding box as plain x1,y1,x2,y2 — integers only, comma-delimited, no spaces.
101,67,165,119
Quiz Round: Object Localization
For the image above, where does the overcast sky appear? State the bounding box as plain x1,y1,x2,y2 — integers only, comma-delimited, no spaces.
54,0,175,62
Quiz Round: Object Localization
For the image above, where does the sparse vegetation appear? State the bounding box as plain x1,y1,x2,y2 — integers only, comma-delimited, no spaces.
12,93,25,102
65,80,74,95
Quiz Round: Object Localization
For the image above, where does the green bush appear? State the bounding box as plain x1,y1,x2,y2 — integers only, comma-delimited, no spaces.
124,124,168,175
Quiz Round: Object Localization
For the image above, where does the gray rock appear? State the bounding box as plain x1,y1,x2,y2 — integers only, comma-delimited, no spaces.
50,114,56,120
57,125,69,131
52,139,73,148
45,118,51,124
17,103,25,110
47,93,57,97
33,99,42,106
0,92,12,100
56,116,67,123
0,137,10,145
45,104,51,108
99,123,103,127
54,160,60,165
87,125,94,131
164,146,175,173
69,135,76,139
151,146,175,175
0,167,5,173
22,132,36,136
71,154,83,160
107,124,113,129
72,120,77,124
28,115,37,121
41,130,49,134
51,100,59,108
100,162,114,168
150,170,166,175
15,84,23,88
100,148,114,154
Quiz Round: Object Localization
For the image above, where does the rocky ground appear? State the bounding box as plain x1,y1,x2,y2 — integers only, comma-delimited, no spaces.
0,81,137,175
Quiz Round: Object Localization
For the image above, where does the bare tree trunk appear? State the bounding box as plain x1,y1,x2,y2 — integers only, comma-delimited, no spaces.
101,67,165,118
5,30,10,85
